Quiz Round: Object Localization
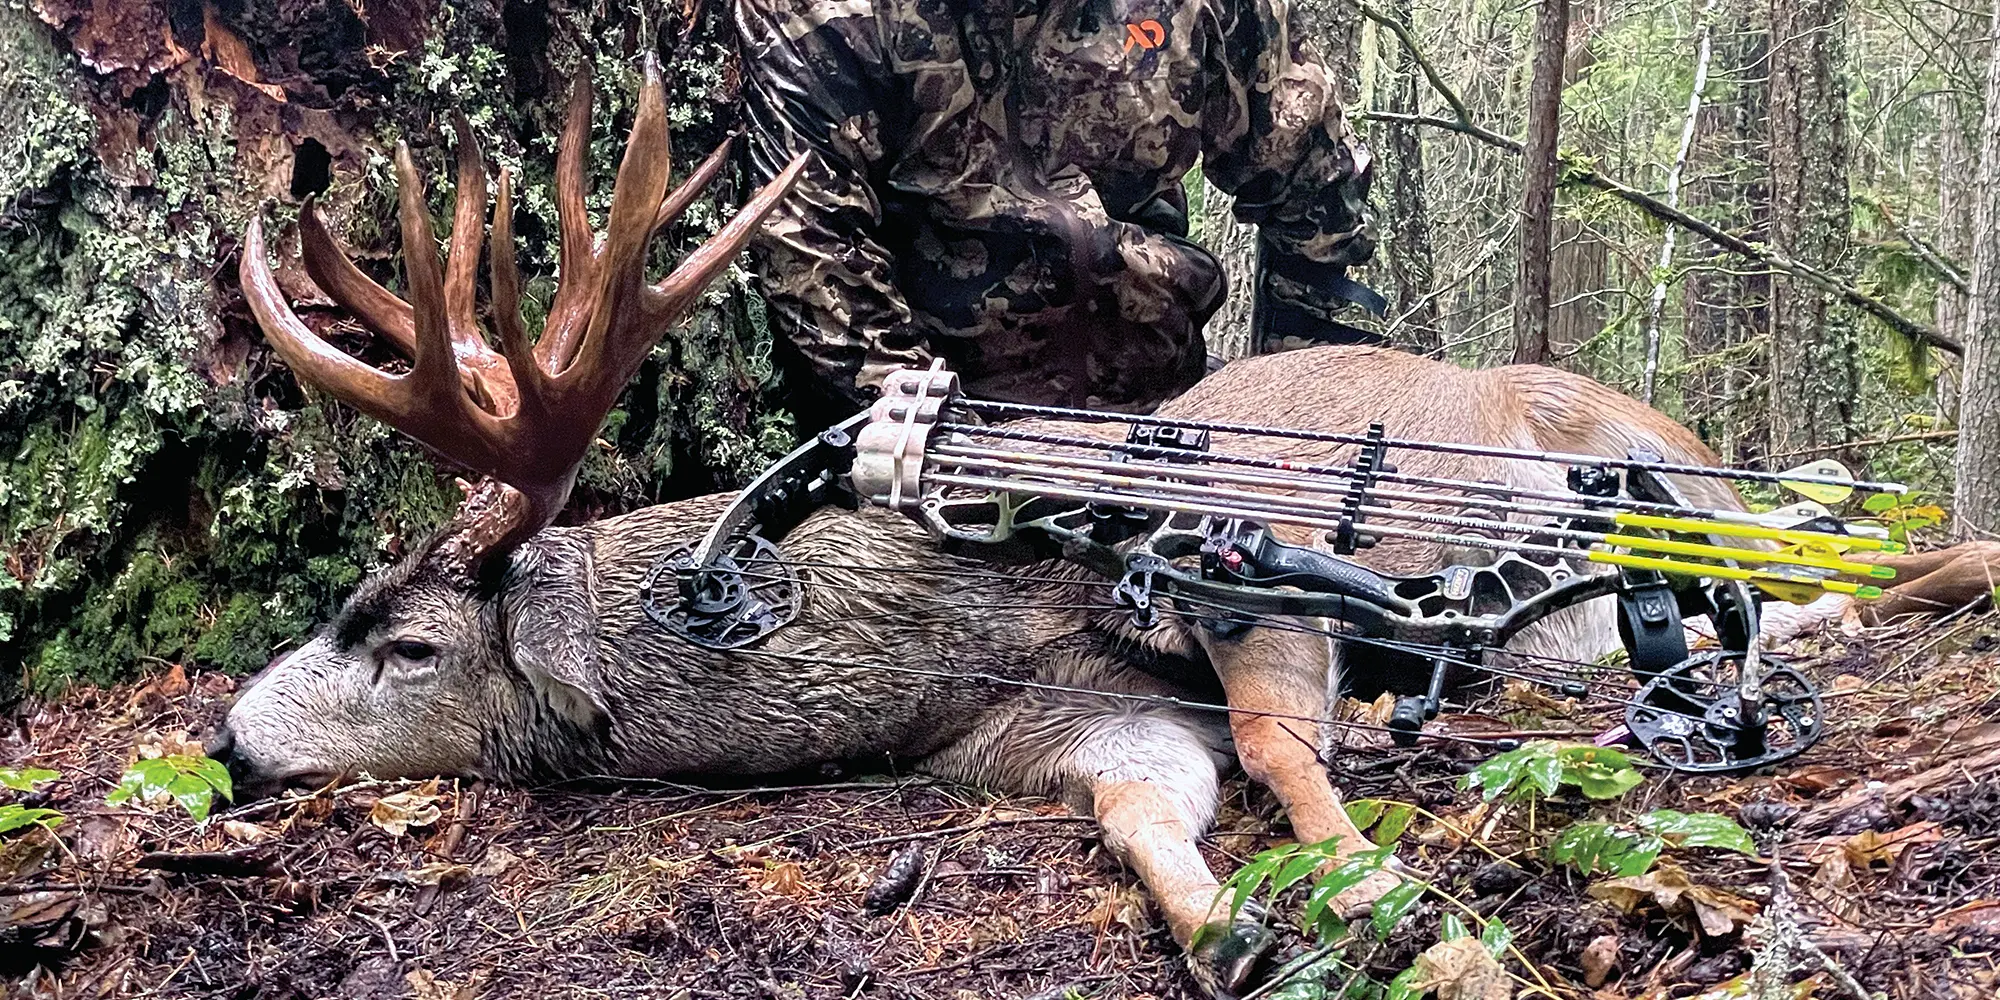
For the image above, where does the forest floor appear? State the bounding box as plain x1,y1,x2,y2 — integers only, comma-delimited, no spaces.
5,611,2000,1000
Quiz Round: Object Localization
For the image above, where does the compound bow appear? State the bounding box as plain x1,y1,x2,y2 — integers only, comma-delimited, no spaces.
653,362,1907,774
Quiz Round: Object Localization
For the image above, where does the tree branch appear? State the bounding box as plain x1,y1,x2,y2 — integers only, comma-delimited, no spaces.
1352,14,1965,359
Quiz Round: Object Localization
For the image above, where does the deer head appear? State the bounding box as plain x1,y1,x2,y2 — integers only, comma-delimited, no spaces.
212,58,807,793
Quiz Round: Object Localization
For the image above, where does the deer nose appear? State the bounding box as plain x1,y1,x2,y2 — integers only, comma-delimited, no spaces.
204,724,260,789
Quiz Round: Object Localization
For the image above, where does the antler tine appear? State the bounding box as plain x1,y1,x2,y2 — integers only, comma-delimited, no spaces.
652,136,735,235
488,166,551,424
444,115,488,345
640,150,810,333
391,142,464,404
299,200,417,355
241,218,410,420
538,63,600,373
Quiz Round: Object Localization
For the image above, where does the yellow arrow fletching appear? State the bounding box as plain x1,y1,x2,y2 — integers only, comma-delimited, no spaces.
1597,533,1884,577
1778,459,1856,504
1612,512,1903,553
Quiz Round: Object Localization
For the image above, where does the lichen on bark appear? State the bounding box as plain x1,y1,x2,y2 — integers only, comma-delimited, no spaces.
0,0,792,699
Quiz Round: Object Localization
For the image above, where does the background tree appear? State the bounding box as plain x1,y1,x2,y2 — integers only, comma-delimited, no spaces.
1956,0,2000,539
1513,0,1572,364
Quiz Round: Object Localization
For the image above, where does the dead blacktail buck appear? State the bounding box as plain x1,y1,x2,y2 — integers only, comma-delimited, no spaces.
214,60,2000,1000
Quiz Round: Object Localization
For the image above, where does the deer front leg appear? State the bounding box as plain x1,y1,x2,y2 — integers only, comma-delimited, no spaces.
1198,624,1402,911
1093,779,1273,997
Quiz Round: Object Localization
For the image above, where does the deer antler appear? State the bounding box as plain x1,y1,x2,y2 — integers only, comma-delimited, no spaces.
239,56,808,573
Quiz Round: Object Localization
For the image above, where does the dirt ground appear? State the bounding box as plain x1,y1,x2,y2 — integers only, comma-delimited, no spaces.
6,609,2000,1000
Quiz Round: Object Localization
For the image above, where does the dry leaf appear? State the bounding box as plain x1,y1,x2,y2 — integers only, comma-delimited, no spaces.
1589,865,1758,937
369,783,443,837
1580,934,1621,988
1409,937,1510,1000
1842,822,1942,868
471,844,518,878
1083,884,1150,934
1501,678,1572,713
753,861,810,898
407,863,471,887
221,821,268,844
1927,901,2000,937
404,968,479,1000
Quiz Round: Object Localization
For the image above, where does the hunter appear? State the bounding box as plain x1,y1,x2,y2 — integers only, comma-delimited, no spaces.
736,0,1384,424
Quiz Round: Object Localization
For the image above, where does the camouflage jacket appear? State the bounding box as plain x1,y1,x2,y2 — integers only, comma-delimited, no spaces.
737,0,1378,417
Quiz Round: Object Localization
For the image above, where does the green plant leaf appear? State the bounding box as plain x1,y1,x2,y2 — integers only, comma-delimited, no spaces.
1385,967,1423,1000
1374,804,1415,845
1440,913,1470,941
1228,855,1282,920
1272,852,1325,899
1559,746,1646,800
1346,798,1388,832
1301,847,1392,934
1524,755,1564,798
1480,917,1514,958
0,767,58,792
1863,493,1898,513
1638,810,1757,854
1370,880,1425,937
0,804,65,836
1462,742,1553,801
1546,821,1664,876
107,755,231,821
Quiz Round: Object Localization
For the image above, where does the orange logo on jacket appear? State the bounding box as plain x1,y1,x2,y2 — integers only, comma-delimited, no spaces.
1123,19,1165,51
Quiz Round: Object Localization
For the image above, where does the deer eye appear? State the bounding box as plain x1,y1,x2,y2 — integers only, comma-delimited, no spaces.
385,639,439,663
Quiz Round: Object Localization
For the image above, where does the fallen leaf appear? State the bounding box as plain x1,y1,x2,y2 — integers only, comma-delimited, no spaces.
471,844,518,878
1777,766,1857,796
753,861,810,898
1842,822,1941,867
404,968,479,1000
1589,864,1758,937
1580,934,1621,987
1083,884,1150,934
1501,679,1572,714
369,783,443,837
406,863,471,888
1409,936,1510,1000
221,821,268,844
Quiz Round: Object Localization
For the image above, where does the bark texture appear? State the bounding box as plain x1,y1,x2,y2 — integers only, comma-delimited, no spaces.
1378,0,1440,354
1765,0,1860,460
1955,0,2000,540
1513,0,1570,365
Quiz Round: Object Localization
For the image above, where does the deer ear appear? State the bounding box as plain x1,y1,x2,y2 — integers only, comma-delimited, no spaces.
499,541,610,729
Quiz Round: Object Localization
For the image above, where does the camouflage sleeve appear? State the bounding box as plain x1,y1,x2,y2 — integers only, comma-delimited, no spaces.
1200,0,1381,335
736,0,930,414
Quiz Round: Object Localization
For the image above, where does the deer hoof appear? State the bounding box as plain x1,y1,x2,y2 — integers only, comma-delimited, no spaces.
1185,900,1278,999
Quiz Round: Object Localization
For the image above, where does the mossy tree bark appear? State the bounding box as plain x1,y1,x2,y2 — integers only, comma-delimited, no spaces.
1955,0,2000,541
0,0,794,697
1764,0,1861,463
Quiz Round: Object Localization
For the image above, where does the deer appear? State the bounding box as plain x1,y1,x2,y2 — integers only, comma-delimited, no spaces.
211,59,2000,998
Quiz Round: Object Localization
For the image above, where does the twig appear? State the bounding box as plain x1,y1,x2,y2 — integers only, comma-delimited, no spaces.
135,847,280,878
438,780,483,860
1763,429,1960,461
1641,0,1717,403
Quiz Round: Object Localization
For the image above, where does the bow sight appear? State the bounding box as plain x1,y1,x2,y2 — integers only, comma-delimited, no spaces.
655,361,1908,774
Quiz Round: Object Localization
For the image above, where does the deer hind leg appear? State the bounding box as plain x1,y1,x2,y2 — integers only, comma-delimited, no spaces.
922,691,1272,997
1196,623,1402,913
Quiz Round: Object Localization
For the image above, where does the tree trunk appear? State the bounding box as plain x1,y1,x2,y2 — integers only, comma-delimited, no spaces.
1640,0,1717,404
1955,0,2000,540
1379,0,1441,355
1548,0,1605,364
1765,0,1860,461
1513,0,1570,365
1682,7,1770,461
1937,89,1974,423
